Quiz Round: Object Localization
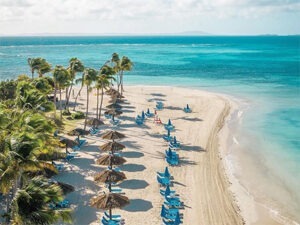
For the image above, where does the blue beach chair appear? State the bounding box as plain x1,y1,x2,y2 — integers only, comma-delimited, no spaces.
183,104,192,113
164,196,184,209
165,148,178,160
161,205,181,221
160,185,176,197
104,211,121,220
164,119,175,131
52,161,64,171
157,175,171,186
157,167,171,179
145,108,154,117
166,156,179,166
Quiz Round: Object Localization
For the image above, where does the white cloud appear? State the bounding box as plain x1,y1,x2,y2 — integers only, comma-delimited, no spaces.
0,0,299,34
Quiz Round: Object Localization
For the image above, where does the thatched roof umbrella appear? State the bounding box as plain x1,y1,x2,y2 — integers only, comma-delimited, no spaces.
101,131,125,141
90,193,129,220
60,138,78,153
87,118,104,128
106,103,122,109
68,128,89,136
99,142,125,153
94,169,126,193
96,154,126,167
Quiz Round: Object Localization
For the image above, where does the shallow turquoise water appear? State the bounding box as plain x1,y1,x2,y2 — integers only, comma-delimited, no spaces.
0,36,299,221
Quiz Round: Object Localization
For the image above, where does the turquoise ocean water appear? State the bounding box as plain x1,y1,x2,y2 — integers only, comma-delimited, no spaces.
0,36,299,222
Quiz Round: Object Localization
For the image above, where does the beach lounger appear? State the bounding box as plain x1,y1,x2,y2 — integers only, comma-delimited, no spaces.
52,162,64,171
183,104,192,113
145,108,154,117
164,196,184,209
170,137,180,147
65,154,75,161
110,119,120,126
74,138,87,148
166,156,179,166
105,114,112,119
160,185,176,197
161,205,181,221
111,188,125,194
157,167,171,179
55,199,70,208
101,218,121,225
104,211,121,219
154,116,162,124
157,175,171,186
89,127,100,135
165,148,178,159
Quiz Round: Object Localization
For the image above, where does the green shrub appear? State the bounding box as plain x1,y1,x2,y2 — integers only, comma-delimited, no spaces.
62,110,71,116
71,111,85,119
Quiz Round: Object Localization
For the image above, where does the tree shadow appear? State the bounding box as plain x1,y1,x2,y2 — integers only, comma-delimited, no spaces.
123,199,153,212
120,163,146,172
121,140,142,149
121,151,144,158
119,179,149,189
150,93,166,97
175,116,203,122
181,145,206,152
164,106,182,110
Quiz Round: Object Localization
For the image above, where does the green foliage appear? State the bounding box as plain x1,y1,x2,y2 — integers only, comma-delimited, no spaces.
32,77,53,94
28,58,52,78
62,110,71,116
71,111,85,119
11,176,72,225
53,66,70,89
0,79,17,101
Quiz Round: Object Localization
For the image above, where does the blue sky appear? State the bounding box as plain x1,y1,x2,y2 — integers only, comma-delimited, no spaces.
0,0,299,35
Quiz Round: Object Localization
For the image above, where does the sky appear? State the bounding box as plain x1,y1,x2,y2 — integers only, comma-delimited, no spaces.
0,0,299,35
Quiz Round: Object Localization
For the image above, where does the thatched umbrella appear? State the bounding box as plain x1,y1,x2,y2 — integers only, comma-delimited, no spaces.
101,131,125,141
68,128,89,136
87,118,104,128
90,193,129,220
94,169,126,191
96,154,126,166
99,142,125,153
60,138,78,153
106,103,122,109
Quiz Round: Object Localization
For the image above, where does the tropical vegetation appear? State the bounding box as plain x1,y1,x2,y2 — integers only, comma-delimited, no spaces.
0,53,132,224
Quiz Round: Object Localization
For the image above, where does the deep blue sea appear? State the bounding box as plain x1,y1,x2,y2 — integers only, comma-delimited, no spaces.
0,36,299,222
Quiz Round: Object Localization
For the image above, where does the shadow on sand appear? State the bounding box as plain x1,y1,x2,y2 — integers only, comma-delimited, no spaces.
120,163,146,172
123,199,153,212
119,179,149,189
121,151,144,158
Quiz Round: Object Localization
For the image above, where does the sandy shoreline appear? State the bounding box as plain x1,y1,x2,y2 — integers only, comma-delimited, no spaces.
53,85,277,224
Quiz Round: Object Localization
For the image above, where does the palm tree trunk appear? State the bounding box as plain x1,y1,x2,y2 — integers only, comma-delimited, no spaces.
73,84,84,111
60,89,62,121
99,86,104,119
31,70,34,79
53,84,57,118
65,82,73,110
109,207,112,220
64,87,68,109
84,85,89,130
96,88,99,119
120,71,124,95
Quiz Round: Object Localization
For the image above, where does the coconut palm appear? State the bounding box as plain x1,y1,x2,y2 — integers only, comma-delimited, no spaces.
10,176,72,225
96,65,115,119
83,68,97,130
119,56,133,95
65,58,84,110
73,73,84,111
53,66,70,120
27,58,51,79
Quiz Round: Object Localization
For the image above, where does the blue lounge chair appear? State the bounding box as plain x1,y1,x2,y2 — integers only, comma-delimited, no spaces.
145,108,154,117
160,185,176,197
74,137,87,148
52,161,64,171
164,196,184,209
163,129,174,142
165,148,178,159
161,205,181,221
89,127,100,135
162,212,182,225
110,118,120,126
101,217,120,225
104,211,121,219
157,175,171,186
164,119,175,131
157,167,171,179
56,199,70,208
170,136,180,148
156,102,164,110
104,113,112,119
111,188,125,194
183,104,192,113
65,154,75,161
166,156,179,166
141,111,145,120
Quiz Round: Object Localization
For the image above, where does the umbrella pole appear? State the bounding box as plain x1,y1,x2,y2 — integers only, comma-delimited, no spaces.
109,207,112,220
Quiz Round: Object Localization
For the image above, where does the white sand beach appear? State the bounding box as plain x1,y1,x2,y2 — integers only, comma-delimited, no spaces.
54,86,245,225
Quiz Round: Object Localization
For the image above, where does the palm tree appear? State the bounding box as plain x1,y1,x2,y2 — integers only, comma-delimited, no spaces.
65,58,84,110
111,53,120,87
27,58,51,79
73,73,84,111
96,65,115,119
83,68,97,130
53,66,70,120
119,56,133,95
11,176,72,225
